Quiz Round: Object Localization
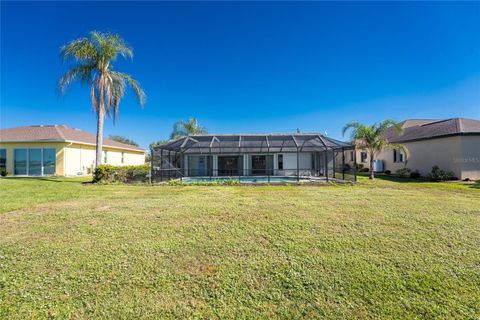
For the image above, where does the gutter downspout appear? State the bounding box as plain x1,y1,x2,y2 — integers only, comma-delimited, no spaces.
64,142,73,176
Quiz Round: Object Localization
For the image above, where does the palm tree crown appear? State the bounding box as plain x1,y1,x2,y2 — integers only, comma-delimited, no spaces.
170,118,207,139
58,31,146,166
342,119,407,179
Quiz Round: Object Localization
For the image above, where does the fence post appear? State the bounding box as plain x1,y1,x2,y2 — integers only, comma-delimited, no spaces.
324,150,329,182
149,147,153,184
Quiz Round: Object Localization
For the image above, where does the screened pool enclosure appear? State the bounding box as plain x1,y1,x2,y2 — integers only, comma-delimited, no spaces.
151,133,356,183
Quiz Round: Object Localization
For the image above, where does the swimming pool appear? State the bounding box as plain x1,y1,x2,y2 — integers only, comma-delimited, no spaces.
182,176,314,183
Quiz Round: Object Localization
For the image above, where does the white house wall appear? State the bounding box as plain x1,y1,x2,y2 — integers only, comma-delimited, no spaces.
64,144,145,176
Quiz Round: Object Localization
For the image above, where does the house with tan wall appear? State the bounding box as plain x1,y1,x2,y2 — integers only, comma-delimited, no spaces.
356,118,480,180
0,125,145,176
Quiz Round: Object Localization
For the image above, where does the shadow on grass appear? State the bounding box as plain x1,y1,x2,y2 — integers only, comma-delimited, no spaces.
358,173,430,183
468,182,480,189
359,173,480,189
3,177,93,184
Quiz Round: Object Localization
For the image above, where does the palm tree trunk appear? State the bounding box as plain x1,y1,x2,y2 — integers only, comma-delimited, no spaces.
95,107,104,167
369,155,375,179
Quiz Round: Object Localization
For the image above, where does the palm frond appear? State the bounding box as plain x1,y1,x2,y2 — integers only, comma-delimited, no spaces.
90,31,133,63
342,122,362,137
57,64,95,94
377,119,401,135
60,38,97,62
113,71,146,106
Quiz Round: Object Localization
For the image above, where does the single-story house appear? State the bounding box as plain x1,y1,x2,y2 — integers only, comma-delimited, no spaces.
152,133,356,182
0,125,145,176
356,118,480,180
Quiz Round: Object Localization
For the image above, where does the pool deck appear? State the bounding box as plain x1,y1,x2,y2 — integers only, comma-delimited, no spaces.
181,176,345,184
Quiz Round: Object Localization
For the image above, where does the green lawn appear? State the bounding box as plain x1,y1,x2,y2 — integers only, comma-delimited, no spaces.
0,177,479,319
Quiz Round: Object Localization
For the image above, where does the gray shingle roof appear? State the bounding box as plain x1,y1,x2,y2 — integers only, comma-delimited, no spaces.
385,118,480,143
155,133,352,153
0,125,144,152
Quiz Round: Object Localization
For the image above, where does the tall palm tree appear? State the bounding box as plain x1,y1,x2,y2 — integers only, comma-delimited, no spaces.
58,31,146,166
342,120,408,179
170,118,207,139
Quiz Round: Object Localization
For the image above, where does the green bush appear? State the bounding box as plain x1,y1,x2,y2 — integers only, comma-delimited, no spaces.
426,166,456,181
167,178,241,186
409,170,421,179
93,164,150,183
396,167,411,178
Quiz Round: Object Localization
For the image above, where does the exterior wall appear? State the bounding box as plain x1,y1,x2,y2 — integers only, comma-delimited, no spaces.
356,135,480,179
458,135,480,179
64,143,145,176
0,142,66,176
0,141,144,177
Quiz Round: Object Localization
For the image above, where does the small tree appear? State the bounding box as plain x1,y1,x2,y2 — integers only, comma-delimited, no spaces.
343,120,408,179
170,118,207,139
108,135,139,147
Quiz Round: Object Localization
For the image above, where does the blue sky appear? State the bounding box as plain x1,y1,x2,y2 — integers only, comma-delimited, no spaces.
1,1,479,148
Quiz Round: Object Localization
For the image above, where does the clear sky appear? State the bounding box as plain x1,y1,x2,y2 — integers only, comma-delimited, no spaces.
1,1,479,148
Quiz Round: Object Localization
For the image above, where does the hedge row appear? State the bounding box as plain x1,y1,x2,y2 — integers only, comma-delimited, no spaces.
93,164,150,183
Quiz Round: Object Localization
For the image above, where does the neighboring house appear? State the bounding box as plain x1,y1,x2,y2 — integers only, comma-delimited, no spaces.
152,133,355,181
0,125,145,176
356,118,480,180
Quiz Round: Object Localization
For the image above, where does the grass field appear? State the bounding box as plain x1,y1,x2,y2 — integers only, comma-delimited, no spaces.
0,177,479,319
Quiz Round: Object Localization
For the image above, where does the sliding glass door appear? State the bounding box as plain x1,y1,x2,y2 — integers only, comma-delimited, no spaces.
251,155,274,175
43,149,56,175
28,149,42,176
13,148,56,176
14,149,27,175
0,149,7,175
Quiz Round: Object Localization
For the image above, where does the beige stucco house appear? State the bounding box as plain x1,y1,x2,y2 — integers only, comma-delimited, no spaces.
356,118,480,180
0,125,145,176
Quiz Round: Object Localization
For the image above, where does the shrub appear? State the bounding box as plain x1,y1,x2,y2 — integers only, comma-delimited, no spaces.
426,165,456,181
0,169,7,177
167,178,241,186
355,163,364,171
396,167,411,178
410,170,421,179
360,167,369,173
93,164,150,183
384,170,391,175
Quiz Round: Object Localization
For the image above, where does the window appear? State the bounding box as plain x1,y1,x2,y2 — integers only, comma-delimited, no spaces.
14,149,27,175
278,154,283,170
43,149,56,175
121,152,125,164
350,151,354,161
28,149,42,175
0,149,6,174
393,149,404,163
104,151,108,164
360,152,368,163
13,148,55,176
